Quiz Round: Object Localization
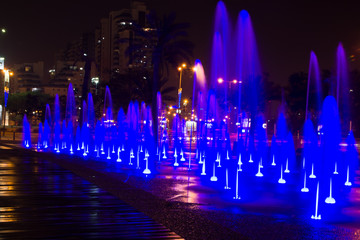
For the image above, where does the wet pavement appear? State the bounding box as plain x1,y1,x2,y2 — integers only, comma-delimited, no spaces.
0,144,183,239
2,141,360,239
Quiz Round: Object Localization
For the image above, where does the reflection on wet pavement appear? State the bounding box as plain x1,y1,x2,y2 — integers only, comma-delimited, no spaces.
4,142,360,239
0,147,183,239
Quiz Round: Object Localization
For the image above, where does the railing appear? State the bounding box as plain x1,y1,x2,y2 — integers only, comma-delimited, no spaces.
0,129,22,141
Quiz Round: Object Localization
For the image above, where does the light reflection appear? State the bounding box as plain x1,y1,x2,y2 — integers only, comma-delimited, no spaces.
0,171,16,197
0,161,14,168
173,182,200,204
0,214,17,222
0,207,17,222
0,185,14,192
0,146,12,150
0,207,15,212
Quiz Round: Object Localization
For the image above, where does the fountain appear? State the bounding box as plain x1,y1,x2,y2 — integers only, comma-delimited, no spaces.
305,51,322,121
22,114,31,148
21,0,358,222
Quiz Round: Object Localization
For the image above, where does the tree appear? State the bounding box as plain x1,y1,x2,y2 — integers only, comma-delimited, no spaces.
348,69,360,136
148,12,194,140
109,68,177,113
285,72,308,131
285,70,331,132
116,11,194,139
6,92,51,125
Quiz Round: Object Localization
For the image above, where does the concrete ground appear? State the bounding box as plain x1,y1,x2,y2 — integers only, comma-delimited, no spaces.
0,143,182,239
1,141,360,239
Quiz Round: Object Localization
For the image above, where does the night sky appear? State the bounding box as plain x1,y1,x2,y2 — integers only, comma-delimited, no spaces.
1,0,360,86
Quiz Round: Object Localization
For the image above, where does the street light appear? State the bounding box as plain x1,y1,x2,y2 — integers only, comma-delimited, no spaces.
217,77,241,117
91,77,99,95
178,65,184,109
183,99,188,116
217,77,241,86
177,63,196,109
2,69,11,127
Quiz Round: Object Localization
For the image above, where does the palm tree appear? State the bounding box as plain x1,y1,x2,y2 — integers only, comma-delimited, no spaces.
146,11,194,140
108,68,177,112
121,11,193,140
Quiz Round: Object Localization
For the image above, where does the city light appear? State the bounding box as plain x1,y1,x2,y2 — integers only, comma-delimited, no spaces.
0,57,4,70
217,78,224,84
91,77,99,85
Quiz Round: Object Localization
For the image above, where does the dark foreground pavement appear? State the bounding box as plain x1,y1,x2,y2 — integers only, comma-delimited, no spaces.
0,144,182,239
1,141,360,240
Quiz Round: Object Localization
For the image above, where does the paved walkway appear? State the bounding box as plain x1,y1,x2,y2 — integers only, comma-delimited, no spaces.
2,141,360,239
0,145,182,239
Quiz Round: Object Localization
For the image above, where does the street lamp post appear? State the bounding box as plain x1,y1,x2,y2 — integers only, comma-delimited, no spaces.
217,77,242,128
183,98,188,117
217,77,241,109
177,63,187,109
1,29,9,128
2,69,10,127
92,77,99,95
178,63,197,111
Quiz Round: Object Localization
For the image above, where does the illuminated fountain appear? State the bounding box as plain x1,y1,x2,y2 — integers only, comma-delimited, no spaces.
22,0,358,222
22,114,31,148
305,51,322,121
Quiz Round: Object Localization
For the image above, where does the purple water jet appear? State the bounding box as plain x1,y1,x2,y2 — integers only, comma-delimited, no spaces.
336,43,351,132
65,83,76,125
305,51,322,121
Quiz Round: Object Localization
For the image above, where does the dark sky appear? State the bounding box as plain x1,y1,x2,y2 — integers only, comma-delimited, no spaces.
1,0,360,86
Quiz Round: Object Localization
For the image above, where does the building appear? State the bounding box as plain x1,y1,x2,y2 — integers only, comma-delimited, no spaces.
56,32,95,63
53,32,98,97
82,32,95,61
0,68,12,125
12,61,44,93
95,1,152,83
44,61,86,98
